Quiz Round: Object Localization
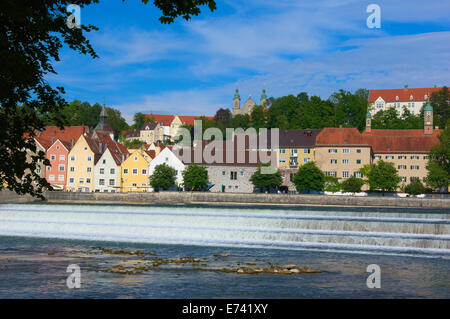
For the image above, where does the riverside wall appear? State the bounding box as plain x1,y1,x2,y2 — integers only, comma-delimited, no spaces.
1,190,450,209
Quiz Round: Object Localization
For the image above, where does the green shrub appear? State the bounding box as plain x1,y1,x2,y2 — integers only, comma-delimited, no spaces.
341,176,365,193
405,180,426,196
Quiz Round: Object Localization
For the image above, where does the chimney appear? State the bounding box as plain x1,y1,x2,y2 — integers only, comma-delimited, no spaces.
71,139,74,147
404,84,408,91
99,143,102,152
339,125,343,131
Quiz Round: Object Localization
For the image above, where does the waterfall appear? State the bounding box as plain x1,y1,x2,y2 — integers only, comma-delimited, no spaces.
0,204,448,256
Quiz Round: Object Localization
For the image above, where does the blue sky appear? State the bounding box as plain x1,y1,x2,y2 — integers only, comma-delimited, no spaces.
49,0,450,124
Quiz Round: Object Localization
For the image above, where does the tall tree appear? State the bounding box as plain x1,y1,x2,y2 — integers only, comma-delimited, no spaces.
250,164,283,192
0,0,216,198
214,108,232,133
133,112,146,130
367,160,401,192
430,86,450,129
425,120,450,190
149,163,177,191
182,164,208,191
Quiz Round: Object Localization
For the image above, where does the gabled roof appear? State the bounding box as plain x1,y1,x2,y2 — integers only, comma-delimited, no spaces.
83,131,129,166
36,125,88,145
177,115,214,126
316,128,369,147
362,129,442,137
368,87,442,103
47,139,73,153
141,122,158,130
144,114,175,126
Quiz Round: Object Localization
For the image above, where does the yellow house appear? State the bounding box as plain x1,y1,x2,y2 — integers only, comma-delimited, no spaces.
119,149,154,192
66,134,96,192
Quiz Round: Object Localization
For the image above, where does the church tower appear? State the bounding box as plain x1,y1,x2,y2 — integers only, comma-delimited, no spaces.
260,88,267,107
424,100,434,135
232,88,241,116
365,112,372,133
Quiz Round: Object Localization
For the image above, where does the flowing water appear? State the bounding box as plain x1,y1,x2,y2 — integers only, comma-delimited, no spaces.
0,203,448,298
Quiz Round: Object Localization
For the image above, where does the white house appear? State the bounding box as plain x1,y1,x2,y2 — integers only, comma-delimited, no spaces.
93,148,123,192
148,147,186,188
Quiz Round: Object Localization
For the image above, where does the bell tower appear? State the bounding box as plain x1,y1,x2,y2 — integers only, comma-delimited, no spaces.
424,100,433,135
260,88,267,107
365,112,372,133
233,88,241,116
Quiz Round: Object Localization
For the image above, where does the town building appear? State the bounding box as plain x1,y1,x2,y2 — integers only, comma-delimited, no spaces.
119,149,153,192
45,139,73,190
148,147,185,188
315,127,372,181
94,146,128,193
368,85,442,117
144,114,175,142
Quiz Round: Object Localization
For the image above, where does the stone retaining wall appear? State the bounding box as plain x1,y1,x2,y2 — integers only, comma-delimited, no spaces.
1,191,447,209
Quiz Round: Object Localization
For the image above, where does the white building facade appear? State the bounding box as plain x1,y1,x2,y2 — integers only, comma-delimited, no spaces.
93,148,121,192
148,147,186,187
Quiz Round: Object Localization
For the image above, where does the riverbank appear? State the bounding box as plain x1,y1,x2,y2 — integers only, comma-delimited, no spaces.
1,190,450,209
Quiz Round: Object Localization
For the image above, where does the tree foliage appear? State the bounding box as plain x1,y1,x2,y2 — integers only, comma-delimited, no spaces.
293,162,325,192
425,120,450,190
405,180,426,196
367,160,401,192
371,107,423,130
430,86,450,129
182,164,208,191
149,163,177,190
341,176,365,193
0,0,215,198
250,164,283,191
324,176,341,193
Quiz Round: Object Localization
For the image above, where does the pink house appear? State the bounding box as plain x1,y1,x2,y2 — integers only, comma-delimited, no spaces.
46,139,73,190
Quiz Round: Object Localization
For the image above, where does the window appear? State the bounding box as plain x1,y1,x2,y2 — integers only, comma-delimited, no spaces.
134,156,138,161
328,149,337,153
325,171,337,177
79,178,84,184
290,149,298,157
411,165,419,170
343,149,350,154
165,157,169,162
376,103,383,109
289,173,294,182
132,169,138,175
410,177,420,182
50,155,56,161
142,183,147,187
70,156,75,161
86,178,91,184
100,168,105,174
70,167,75,172
87,156,92,162
356,149,361,153
142,169,147,175
56,146,60,150
87,167,92,173
386,156,394,160
342,171,350,178
222,171,225,176
47,166,51,171
109,179,115,186
123,168,129,174
282,172,286,178
102,159,106,164
401,177,407,182
342,159,349,164
58,165,65,172
356,160,361,164
69,178,74,183
36,168,41,174
304,148,311,154
354,172,363,178
423,156,429,160
375,155,381,160
303,158,310,164
279,158,286,164
59,155,65,161
230,171,237,180
330,159,337,164
280,149,286,154
84,147,88,151
49,175,55,181
398,156,407,160
110,168,115,174
398,165,407,170
240,171,244,176
411,156,419,160
132,183,137,187
99,179,105,186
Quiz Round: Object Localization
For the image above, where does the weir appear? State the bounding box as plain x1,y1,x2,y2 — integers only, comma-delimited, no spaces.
0,203,448,256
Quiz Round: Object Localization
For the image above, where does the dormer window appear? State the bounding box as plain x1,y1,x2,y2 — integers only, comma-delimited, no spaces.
395,96,399,101
424,94,428,100
410,95,413,100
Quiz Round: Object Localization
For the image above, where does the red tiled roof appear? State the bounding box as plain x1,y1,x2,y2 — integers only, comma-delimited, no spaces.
363,135,441,154
178,115,214,126
36,125,88,145
144,114,175,126
316,128,369,146
84,131,129,165
363,129,442,137
368,87,442,103
145,150,156,159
